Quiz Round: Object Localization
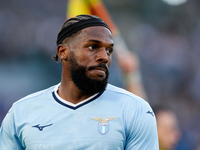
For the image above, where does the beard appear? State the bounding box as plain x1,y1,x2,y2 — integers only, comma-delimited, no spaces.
68,52,109,95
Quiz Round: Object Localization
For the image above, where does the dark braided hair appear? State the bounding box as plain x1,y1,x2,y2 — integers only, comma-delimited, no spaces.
53,15,104,62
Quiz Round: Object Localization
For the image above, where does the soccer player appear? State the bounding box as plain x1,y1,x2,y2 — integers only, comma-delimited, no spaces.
0,15,158,149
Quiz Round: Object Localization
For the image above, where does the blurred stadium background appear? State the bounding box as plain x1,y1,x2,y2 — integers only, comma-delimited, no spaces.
0,0,200,149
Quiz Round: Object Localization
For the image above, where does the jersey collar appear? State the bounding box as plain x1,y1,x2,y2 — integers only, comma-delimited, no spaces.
52,83,104,110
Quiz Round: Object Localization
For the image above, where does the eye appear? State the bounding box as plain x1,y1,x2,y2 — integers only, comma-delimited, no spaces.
88,44,98,50
106,48,113,54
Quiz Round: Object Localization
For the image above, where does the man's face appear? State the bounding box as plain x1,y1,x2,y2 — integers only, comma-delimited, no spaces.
67,26,113,94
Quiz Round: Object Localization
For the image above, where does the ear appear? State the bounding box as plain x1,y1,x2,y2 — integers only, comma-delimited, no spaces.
57,44,68,61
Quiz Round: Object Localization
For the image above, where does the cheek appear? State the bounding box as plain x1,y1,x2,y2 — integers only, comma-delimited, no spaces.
75,52,92,66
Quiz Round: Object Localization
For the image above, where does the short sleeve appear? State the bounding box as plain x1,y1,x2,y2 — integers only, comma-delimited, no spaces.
0,107,23,150
125,101,159,150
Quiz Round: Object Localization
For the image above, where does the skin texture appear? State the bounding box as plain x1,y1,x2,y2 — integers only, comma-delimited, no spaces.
156,110,181,150
56,26,113,104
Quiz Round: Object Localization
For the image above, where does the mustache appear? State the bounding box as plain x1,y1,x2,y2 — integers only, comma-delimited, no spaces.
88,64,108,72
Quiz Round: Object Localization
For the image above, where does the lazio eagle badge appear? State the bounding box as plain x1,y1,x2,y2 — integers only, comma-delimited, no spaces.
91,117,118,135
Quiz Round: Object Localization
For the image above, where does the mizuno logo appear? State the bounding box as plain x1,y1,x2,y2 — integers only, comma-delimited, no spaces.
32,123,53,131
146,110,154,117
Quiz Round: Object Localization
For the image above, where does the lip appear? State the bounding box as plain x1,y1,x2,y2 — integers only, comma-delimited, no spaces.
93,67,107,72
92,67,106,74
90,67,107,77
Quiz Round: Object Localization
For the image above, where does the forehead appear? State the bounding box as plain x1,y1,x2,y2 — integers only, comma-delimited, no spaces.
79,26,113,43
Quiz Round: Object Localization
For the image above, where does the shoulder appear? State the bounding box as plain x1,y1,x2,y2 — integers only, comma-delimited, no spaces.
12,84,56,108
105,84,153,122
105,84,148,106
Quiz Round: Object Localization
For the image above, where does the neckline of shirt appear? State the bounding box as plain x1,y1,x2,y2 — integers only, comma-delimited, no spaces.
52,83,101,109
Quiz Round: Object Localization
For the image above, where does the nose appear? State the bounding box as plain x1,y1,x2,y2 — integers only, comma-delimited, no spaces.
96,48,109,63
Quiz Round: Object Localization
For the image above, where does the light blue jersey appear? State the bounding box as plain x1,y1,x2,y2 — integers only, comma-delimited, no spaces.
0,83,159,150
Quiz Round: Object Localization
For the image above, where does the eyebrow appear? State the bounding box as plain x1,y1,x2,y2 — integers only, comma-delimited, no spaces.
87,39,114,46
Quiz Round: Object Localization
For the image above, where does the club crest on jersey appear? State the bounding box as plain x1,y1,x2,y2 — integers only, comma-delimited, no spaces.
90,117,118,135
98,122,109,135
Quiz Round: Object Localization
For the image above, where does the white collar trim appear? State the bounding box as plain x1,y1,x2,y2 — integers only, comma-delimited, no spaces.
53,83,99,107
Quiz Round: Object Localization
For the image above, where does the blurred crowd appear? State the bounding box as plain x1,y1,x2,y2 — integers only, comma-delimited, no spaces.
0,0,200,149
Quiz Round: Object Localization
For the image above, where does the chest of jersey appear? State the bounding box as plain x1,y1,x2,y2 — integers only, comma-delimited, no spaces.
18,102,126,150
